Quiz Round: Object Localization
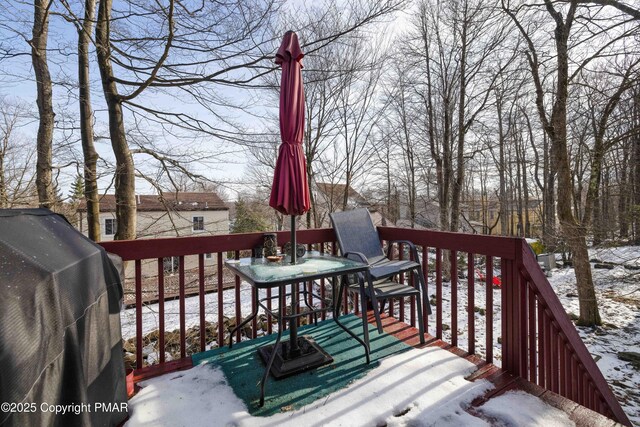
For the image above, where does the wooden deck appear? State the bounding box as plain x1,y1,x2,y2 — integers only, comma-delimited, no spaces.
104,228,630,425
371,312,624,427
127,311,622,426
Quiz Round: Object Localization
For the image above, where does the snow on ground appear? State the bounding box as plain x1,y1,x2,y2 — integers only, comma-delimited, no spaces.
545,263,640,425
126,345,574,427
476,390,575,426
589,246,640,267
120,284,279,341
121,246,640,425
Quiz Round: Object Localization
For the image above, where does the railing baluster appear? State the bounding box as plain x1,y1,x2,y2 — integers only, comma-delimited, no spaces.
267,287,273,334
157,258,165,364
517,258,527,378
537,299,545,387
320,243,326,321
280,278,287,331
217,253,224,348
399,243,405,323
135,260,143,369
234,250,241,342
578,366,585,404
544,312,552,389
179,256,186,358
486,256,493,363
501,258,510,371
451,250,458,347
388,243,395,319
467,252,475,354
307,279,314,324
436,248,442,339
564,343,571,399
559,335,566,396
550,322,558,394
409,245,416,328
500,258,516,373
596,391,603,414
571,355,578,402
528,284,536,383
251,283,257,340
199,254,205,352
422,246,429,333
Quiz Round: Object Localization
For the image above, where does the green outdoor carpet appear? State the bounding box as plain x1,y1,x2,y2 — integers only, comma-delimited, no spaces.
191,314,411,416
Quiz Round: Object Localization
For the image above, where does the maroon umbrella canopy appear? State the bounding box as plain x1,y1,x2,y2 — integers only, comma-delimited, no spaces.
269,31,311,216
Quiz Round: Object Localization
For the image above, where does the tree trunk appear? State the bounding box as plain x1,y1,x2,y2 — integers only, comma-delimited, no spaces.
629,86,640,245
32,0,55,209
618,143,629,239
550,4,601,325
497,97,508,236
96,0,136,240
543,134,557,250
79,0,100,241
450,7,468,233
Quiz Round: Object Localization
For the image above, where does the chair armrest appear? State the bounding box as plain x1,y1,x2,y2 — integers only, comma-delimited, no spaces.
343,251,370,265
342,251,371,287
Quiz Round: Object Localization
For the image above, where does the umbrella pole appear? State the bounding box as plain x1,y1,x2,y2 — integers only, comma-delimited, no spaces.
289,215,300,354
290,215,297,265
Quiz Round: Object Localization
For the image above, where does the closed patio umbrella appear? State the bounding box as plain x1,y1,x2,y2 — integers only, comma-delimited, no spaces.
269,30,310,266
263,30,317,366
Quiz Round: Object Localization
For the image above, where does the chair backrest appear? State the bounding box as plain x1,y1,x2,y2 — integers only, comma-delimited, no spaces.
330,208,386,263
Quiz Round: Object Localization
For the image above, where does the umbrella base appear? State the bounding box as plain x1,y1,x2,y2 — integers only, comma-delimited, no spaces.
258,335,333,379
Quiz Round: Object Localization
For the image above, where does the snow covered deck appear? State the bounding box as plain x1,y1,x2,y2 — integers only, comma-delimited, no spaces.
124,314,617,427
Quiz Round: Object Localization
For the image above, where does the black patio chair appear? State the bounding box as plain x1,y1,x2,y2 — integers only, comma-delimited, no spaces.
330,208,430,348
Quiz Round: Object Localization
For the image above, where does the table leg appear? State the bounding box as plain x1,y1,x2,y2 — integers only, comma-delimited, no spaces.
259,289,285,407
228,286,259,349
332,275,370,364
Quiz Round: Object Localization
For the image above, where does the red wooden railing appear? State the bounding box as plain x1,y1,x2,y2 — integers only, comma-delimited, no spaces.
101,227,630,426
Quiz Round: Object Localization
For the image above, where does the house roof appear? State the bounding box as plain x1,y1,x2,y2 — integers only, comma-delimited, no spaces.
314,182,369,206
78,192,228,213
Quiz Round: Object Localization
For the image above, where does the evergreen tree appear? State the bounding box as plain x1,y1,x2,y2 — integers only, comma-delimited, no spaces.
69,174,85,203
231,199,269,233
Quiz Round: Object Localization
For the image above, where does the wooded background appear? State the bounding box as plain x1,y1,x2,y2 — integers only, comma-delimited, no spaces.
0,0,638,325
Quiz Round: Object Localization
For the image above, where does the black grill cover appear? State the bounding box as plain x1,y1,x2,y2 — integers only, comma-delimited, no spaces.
0,209,127,426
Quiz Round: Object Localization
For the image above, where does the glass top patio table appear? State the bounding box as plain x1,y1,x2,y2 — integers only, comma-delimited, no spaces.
224,251,368,288
224,251,371,406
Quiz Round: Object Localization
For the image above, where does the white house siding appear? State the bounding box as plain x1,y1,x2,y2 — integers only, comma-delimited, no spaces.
78,209,229,279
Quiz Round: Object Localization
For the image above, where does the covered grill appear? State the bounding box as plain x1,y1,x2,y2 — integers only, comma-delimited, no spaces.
0,209,127,426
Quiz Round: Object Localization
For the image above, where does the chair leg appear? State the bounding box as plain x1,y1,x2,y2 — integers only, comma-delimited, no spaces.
369,294,384,334
363,273,384,334
359,286,370,355
416,291,425,344
415,268,432,316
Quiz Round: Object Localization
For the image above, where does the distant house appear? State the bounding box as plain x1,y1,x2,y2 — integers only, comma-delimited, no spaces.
312,182,387,227
461,198,543,237
77,192,229,240
77,192,229,275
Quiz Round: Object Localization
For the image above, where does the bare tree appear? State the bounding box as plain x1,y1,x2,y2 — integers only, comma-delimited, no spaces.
0,98,36,207
31,0,55,208
502,0,639,325
57,0,101,240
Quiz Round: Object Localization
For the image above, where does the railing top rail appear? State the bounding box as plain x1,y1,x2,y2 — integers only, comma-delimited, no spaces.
518,241,631,426
378,227,520,259
101,226,524,261
99,228,336,261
